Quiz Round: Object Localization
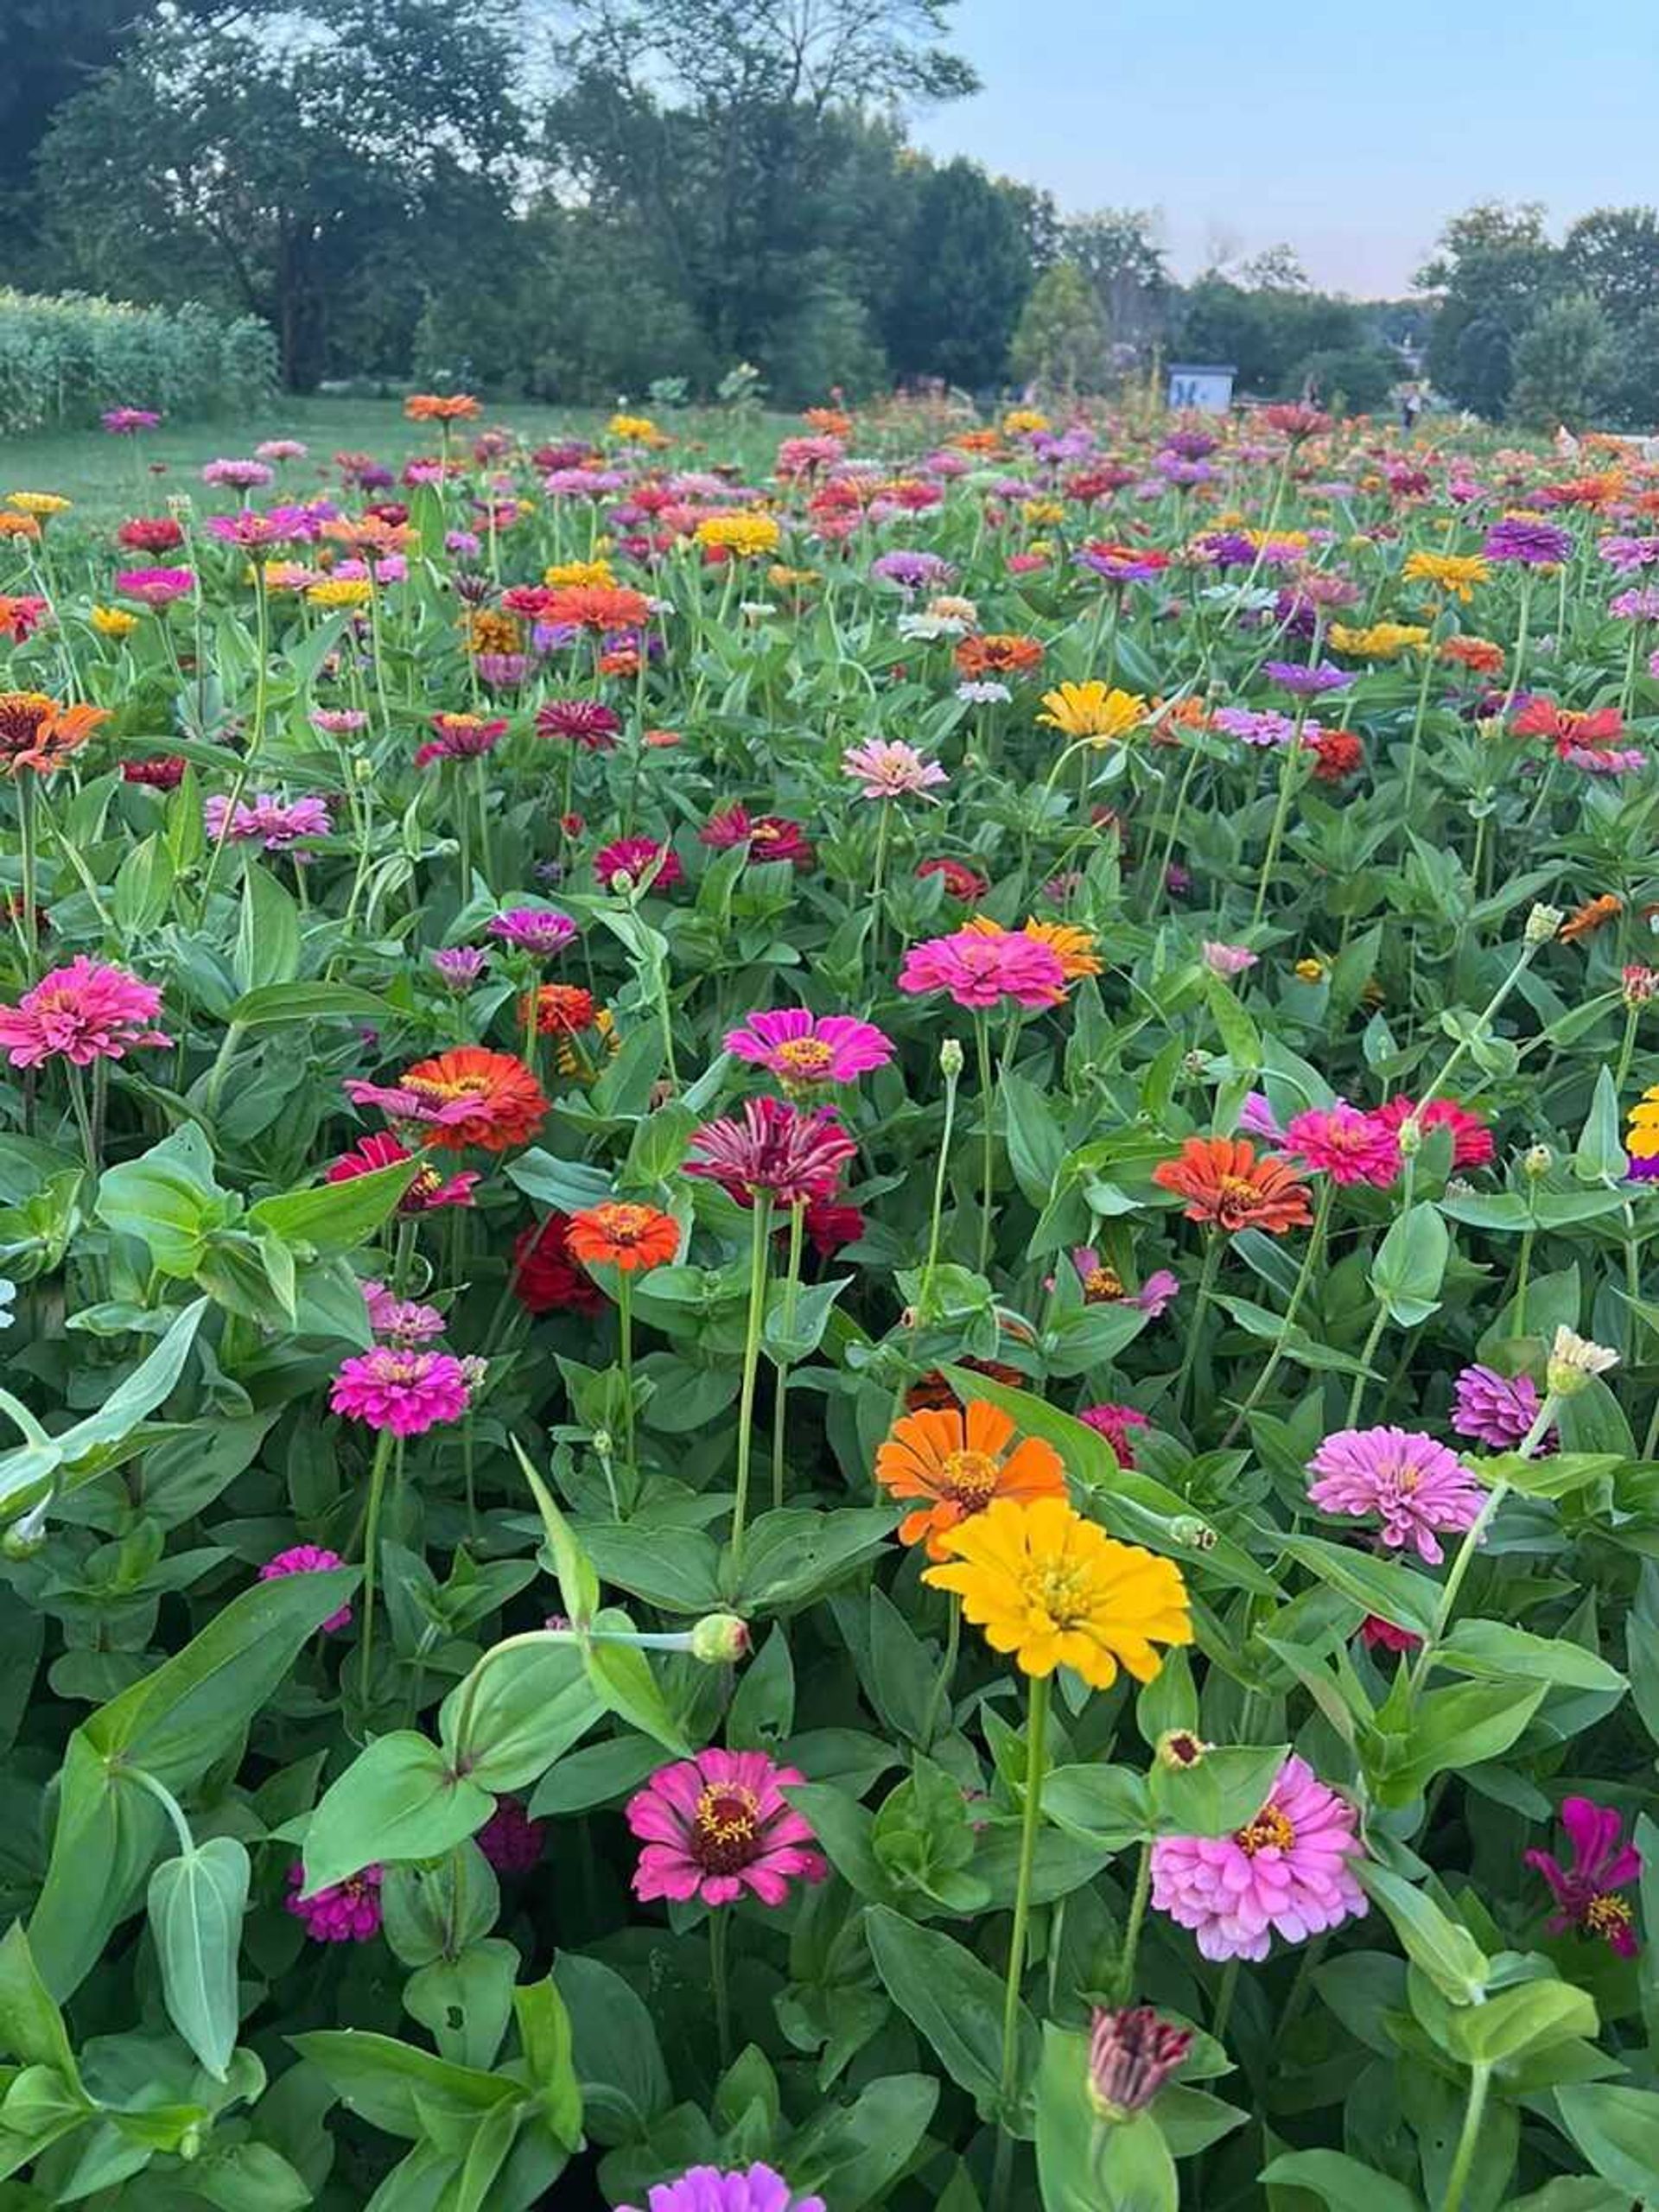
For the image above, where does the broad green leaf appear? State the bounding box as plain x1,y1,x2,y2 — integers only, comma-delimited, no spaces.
302,1732,493,1895
148,1836,250,2080
1358,1864,1488,2005
1446,1978,1597,2069
1280,1534,1440,1640
1260,2150,1423,2212
1148,1744,1288,1836
223,982,392,1029
864,1904,1037,2125
289,2031,521,2140
440,1638,601,1792
1369,1203,1450,1326
247,1157,419,1253
1554,2082,1659,2199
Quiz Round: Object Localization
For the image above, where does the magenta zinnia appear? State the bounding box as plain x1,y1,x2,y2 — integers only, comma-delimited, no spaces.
0,957,170,1069
626,1747,828,1907
898,928,1066,1010
1149,1753,1367,1961
685,1095,857,1206
1306,1425,1484,1564
329,1348,471,1436
723,1008,893,1094
1283,1103,1399,1187
1525,1796,1642,1957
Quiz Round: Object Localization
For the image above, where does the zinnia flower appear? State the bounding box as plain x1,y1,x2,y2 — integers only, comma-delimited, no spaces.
1283,1103,1399,1186
917,856,988,902
0,957,169,1068
345,1048,547,1154
203,792,331,849
922,1497,1191,1689
898,929,1067,1010
566,1202,681,1273
477,1798,545,1875
1525,1797,1642,1957
326,1130,477,1211
594,837,683,893
840,738,949,801
1627,1083,1659,1178
626,1748,828,1907
1077,1403,1151,1468
874,1399,1066,1560
1452,1364,1554,1452
1202,941,1258,978
414,713,506,766
0,693,107,774
288,1863,382,1943
1484,516,1573,566
486,906,577,956
1149,1754,1366,1962
619,2166,824,2212
1371,1096,1494,1169
259,1544,351,1630
724,1009,893,1094
535,698,623,748
329,1348,471,1436
1037,682,1147,743
1306,1425,1484,1564
685,1096,857,1207
1402,550,1489,601
1152,1136,1313,1235
511,1213,604,1313
1086,2008,1192,2120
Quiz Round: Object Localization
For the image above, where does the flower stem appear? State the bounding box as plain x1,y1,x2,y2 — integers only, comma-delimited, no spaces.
1402,643,1436,813
976,1011,995,1276
1175,1232,1223,1422
729,1193,773,1576
356,1427,397,1700
1210,1955,1241,2045
771,1202,805,1511
1344,1299,1391,1427
1113,1839,1153,2005
617,1272,636,1486
1221,1177,1332,1446
997,1675,1049,2140
920,1593,961,1747
1440,2065,1492,2212
918,1049,961,1319
1250,706,1307,927
709,1909,733,2070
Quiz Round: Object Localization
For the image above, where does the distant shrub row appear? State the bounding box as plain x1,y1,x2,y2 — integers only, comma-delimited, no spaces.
0,289,276,435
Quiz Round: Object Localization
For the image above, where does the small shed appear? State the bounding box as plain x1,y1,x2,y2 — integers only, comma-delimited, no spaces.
1166,363,1236,413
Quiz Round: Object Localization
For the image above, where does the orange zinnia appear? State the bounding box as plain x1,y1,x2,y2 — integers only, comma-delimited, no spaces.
1440,635,1505,677
956,633,1044,678
539,584,652,633
1560,893,1623,944
1152,1135,1313,1236
876,1398,1067,1560
400,1047,547,1154
566,1201,680,1273
522,982,596,1034
404,393,480,422
0,693,109,775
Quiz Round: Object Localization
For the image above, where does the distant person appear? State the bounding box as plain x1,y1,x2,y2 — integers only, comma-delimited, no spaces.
1400,385,1421,434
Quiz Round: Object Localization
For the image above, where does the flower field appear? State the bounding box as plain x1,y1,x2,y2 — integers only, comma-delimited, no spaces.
0,392,1657,2212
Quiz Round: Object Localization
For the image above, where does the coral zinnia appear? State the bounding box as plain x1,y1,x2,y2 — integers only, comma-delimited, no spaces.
626,1747,828,1907
0,693,108,775
566,1201,681,1273
685,1096,857,1207
404,393,480,422
1152,1135,1313,1235
346,1048,547,1154
922,1497,1191,1689
875,1399,1067,1560
1149,1754,1366,1961
539,583,652,632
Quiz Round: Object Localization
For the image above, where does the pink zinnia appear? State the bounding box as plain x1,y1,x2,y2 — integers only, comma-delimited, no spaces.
259,1544,353,1631
329,1348,471,1436
1284,1103,1399,1187
1372,1095,1495,1170
287,1862,382,1943
898,929,1066,1010
1525,1796,1642,1957
1452,1363,1554,1452
1306,1425,1485,1564
116,566,195,608
326,1130,478,1211
360,1280,447,1344
594,836,683,893
204,792,331,849
840,738,949,801
1149,1754,1367,1962
536,698,622,748
685,1095,857,1207
1202,942,1258,978
1078,1402,1150,1468
626,1747,828,1907
0,957,170,1069
724,1008,893,1093
486,906,577,956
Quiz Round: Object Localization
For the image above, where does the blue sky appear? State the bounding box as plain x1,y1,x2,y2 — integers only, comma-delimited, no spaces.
911,2,1659,296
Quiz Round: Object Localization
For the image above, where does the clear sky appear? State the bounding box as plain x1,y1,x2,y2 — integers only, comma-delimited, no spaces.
910,1,1659,296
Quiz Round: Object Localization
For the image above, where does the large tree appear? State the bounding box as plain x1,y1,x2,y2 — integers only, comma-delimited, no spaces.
1419,200,1561,418
37,0,524,388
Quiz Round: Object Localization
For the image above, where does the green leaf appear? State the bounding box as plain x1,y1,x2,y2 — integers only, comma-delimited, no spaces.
111,835,175,937
1369,1203,1450,1326
787,2072,939,2212
440,1638,601,1793
553,1953,671,2146
289,2031,521,2141
513,1975,583,2152
1436,1621,1626,1695
581,1619,692,1757
0,1925,81,2085
148,1836,250,2081
1446,1979,1597,2068
728,1508,898,1609
302,1732,493,1895
1357,1865,1488,2005
247,1157,419,1253
97,1128,236,1274
1042,1764,1151,1850
1572,1066,1627,1182
1554,2082,1659,2199
1149,1745,1289,1836
1279,1534,1440,1640
233,863,301,995
1382,1679,1548,1799
864,1904,1037,2125
223,982,391,1029
1259,2150,1424,2212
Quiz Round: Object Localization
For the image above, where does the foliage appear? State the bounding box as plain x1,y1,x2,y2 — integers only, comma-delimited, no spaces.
1009,264,1111,394
0,288,275,435
1509,295,1618,430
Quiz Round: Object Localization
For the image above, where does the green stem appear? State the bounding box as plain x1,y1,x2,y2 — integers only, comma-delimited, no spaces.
997,1675,1049,2143
709,1910,733,2070
1222,1179,1332,1445
1440,2065,1492,2212
920,1595,961,1747
1614,1001,1641,1099
1250,707,1307,927
729,1194,773,1575
771,1203,805,1511
16,772,38,978
1113,1840,1153,2005
1344,1300,1391,1427
126,1766,196,1859
1402,644,1436,813
1211,1956,1242,2045
357,1427,397,1700
1175,1233,1223,1423
65,1065,99,1178
918,1051,962,1319
976,1012,995,1277
618,1272,636,1485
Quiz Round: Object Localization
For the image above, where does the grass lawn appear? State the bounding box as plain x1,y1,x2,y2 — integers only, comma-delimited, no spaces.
3,394,798,521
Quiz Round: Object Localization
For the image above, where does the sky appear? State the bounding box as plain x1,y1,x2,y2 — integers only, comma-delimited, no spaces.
911,2,1659,296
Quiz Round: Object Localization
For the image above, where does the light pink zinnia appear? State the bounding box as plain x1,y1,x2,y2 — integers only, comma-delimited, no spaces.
1284,1103,1400,1187
329,1348,471,1436
626,1747,829,1907
259,1544,352,1631
360,1280,448,1345
1202,941,1258,978
1306,1425,1485,1564
840,738,949,801
898,929,1067,1009
1150,1754,1367,1961
0,957,170,1069
724,1008,893,1092
204,792,332,849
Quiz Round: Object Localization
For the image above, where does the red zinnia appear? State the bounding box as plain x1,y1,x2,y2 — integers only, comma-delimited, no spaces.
325,1130,478,1211
1370,1095,1495,1170
511,1213,604,1313
118,516,184,553
535,698,623,748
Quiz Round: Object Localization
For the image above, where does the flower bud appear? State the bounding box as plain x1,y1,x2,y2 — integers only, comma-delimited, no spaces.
689,1613,751,1664
1294,957,1326,982
1396,1114,1423,1158
1524,902,1563,945
1168,1516,1216,1551
1086,2005,1192,2122
1546,1325,1618,1399
1623,963,1658,1008
939,1037,964,1079
2,1497,48,1559
1181,1049,1207,1077
592,1429,614,1458
1522,1143,1553,1179
1155,1728,1210,1770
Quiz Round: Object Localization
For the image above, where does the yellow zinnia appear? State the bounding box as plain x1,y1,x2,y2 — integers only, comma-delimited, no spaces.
1626,1084,1659,1163
695,512,782,557
91,606,137,638
1328,621,1430,660
1402,550,1489,603
607,413,662,444
306,577,373,609
1037,681,1147,744
7,493,70,517
1003,408,1050,435
923,1497,1191,1689
544,558,614,588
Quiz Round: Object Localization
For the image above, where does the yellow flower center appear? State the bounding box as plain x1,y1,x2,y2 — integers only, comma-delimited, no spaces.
940,1449,1002,1509
1084,1266,1123,1302
409,1071,491,1103
775,1039,834,1077
1235,1807,1295,1856
1020,1556,1090,1630
1586,1893,1632,1939
692,1784,761,1872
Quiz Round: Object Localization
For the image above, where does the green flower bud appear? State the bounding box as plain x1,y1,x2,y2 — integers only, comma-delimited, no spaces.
689,1613,751,1664
1545,1325,1618,1399
1524,902,1563,945
1522,1143,1553,1179
940,1038,964,1079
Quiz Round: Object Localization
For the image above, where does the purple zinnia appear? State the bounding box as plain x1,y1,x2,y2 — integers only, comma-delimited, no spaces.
870,549,953,594
1262,660,1352,697
288,1863,383,1943
1525,1797,1641,1957
1484,517,1573,567
259,1543,352,1631
1451,1365,1556,1452
487,906,577,956
431,945,489,989
620,2164,825,2212
1306,1426,1485,1564
1213,706,1300,747
477,1796,546,1874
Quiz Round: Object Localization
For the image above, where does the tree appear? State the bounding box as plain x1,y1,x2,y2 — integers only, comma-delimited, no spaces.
1562,207,1659,330
1420,200,1561,417
38,0,524,389
1173,273,1363,396
1297,346,1397,416
1009,262,1110,392
881,157,1037,391
1509,294,1616,430
1064,208,1170,361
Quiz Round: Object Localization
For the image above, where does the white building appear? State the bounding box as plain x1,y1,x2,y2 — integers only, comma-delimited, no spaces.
1166,363,1236,413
